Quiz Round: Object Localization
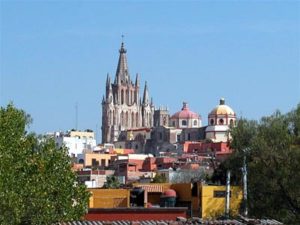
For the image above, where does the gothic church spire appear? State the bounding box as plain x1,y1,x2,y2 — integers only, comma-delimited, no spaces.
115,41,130,85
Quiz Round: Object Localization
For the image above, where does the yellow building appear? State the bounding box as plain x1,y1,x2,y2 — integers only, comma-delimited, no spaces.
133,183,242,218
88,183,242,219
84,153,116,167
200,185,242,219
89,189,130,208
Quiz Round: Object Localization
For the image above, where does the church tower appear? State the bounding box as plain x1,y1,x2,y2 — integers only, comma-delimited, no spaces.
101,42,154,143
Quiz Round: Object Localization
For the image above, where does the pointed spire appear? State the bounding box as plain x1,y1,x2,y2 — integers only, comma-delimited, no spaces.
135,73,140,87
143,81,149,105
106,73,111,87
115,40,130,85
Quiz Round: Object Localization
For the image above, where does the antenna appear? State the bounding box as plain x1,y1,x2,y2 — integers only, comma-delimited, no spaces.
95,124,98,144
121,34,124,43
75,102,78,130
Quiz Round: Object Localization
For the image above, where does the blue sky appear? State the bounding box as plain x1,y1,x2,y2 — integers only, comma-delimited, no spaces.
1,1,299,142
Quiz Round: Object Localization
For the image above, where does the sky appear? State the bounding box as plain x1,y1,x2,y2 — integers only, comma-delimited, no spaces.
1,1,299,143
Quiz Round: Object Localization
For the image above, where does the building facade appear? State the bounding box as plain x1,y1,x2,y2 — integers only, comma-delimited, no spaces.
102,42,154,143
54,130,97,156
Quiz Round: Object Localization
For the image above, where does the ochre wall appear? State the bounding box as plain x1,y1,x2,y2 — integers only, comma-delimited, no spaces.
201,185,242,218
171,183,192,202
88,184,242,219
89,189,130,208
85,153,116,167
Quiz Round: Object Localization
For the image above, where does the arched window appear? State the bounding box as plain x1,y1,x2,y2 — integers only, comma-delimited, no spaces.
193,120,197,126
121,90,124,105
125,111,128,127
219,118,224,125
110,111,113,125
136,112,139,127
159,132,163,140
182,120,187,126
121,111,124,126
230,119,234,126
108,110,111,124
131,112,134,127
210,119,214,125
113,110,116,124
163,117,167,126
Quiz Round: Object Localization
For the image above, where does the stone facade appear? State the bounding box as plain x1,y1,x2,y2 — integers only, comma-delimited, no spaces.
102,42,154,143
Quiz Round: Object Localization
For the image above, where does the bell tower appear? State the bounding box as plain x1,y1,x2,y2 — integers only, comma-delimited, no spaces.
101,41,155,143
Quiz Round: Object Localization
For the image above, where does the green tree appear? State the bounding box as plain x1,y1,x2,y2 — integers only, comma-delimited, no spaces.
213,105,300,224
0,104,90,225
152,173,167,183
103,176,121,188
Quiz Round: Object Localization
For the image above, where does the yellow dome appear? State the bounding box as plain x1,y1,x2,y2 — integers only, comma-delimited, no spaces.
209,98,235,116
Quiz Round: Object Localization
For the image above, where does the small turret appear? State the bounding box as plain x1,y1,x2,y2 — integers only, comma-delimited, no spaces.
135,73,140,87
106,73,111,87
220,98,225,105
142,81,149,105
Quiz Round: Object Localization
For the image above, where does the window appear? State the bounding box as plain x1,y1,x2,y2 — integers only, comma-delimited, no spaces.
172,121,176,127
210,119,214,125
219,118,224,125
187,133,191,141
230,119,234,126
214,190,231,198
182,120,187,126
159,132,163,140
101,159,106,167
193,120,197,126
192,183,198,197
163,117,167,126
92,158,99,167
121,90,124,104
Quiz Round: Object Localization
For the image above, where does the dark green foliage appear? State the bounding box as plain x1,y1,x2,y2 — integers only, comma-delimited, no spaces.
103,176,121,188
152,173,167,183
0,104,90,225
213,104,300,225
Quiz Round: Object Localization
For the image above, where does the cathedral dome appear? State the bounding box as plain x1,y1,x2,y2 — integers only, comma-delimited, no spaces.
209,98,235,116
171,102,200,119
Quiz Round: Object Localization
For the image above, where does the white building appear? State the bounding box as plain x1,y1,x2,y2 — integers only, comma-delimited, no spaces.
55,130,97,156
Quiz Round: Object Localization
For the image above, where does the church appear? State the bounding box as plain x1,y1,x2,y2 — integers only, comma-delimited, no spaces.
101,42,154,144
102,42,237,156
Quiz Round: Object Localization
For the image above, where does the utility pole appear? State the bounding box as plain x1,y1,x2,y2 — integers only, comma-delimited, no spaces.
242,152,248,217
225,170,231,218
